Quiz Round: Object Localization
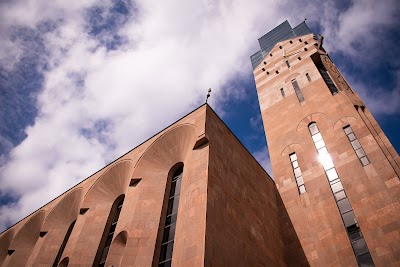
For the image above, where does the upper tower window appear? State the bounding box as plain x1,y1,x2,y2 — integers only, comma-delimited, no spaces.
280,88,285,97
306,73,311,82
286,60,290,68
291,79,304,102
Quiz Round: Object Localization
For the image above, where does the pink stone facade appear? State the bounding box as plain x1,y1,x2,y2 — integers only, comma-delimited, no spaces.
254,33,400,266
0,105,305,266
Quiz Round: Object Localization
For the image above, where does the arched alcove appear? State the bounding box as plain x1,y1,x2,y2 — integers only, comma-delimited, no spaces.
333,116,357,131
82,160,133,206
6,210,45,266
69,160,132,265
34,188,84,265
105,230,128,266
58,257,69,267
0,229,14,265
296,112,327,133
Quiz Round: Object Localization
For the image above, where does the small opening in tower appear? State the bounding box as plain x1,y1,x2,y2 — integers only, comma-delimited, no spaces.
305,41,308,45
263,61,266,65
290,40,293,44
304,48,308,51
286,60,290,68
306,73,311,82
270,53,273,57
266,71,270,75
298,57,301,60
275,70,279,74
262,68,265,71
299,39,302,42
314,43,318,46
279,46,282,49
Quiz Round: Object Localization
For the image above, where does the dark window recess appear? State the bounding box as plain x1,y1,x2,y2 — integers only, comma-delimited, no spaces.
95,197,124,267
279,46,282,49
306,73,311,82
266,71,270,75
269,53,273,57
53,221,76,267
292,79,304,102
304,47,308,51
275,70,279,74
285,60,290,68
298,57,301,60
280,88,285,97
262,68,265,71
290,40,293,44
263,61,266,65
158,167,183,266
305,41,308,44
299,39,302,42
319,69,339,95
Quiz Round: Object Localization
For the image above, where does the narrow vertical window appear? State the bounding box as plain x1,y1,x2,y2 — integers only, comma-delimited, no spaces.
308,122,374,266
319,69,338,94
95,196,125,267
343,125,370,166
53,221,76,267
280,88,285,97
158,167,183,267
285,60,290,68
289,153,306,194
306,73,311,82
292,79,304,102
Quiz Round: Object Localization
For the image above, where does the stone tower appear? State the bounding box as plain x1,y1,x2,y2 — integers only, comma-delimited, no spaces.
251,20,400,266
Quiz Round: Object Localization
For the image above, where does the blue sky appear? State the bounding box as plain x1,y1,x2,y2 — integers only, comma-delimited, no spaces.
0,0,399,231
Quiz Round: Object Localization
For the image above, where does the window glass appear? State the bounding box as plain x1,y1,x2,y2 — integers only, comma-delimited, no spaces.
334,190,346,202
344,126,353,135
342,211,357,227
315,139,325,150
356,148,366,158
347,133,356,141
320,154,334,170
312,133,322,143
306,73,311,82
289,153,297,162
280,88,285,97
309,124,319,135
292,160,299,168
331,181,343,193
337,198,352,214
326,168,338,181
357,252,374,267
299,185,306,194
351,140,361,150
294,167,302,178
318,147,328,156
352,238,369,256
296,176,304,186
360,157,370,166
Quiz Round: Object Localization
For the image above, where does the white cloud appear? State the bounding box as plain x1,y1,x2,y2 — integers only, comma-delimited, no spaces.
0,0,399,231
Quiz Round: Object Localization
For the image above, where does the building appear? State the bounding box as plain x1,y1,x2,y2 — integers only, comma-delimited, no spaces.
252,21,400,266
0,20,399,267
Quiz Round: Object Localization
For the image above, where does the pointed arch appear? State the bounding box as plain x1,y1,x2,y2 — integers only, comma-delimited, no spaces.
6,210,45,266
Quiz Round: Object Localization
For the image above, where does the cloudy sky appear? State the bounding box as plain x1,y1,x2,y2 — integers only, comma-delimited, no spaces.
0,0,399,232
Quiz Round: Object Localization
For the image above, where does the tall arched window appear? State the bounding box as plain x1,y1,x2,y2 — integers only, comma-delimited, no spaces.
158,166,183,267
52,220,76,267
94,195,125,267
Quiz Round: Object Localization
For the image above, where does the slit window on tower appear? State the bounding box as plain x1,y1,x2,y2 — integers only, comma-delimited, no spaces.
308,122,374,266
343,125,370,166
158,166,183,267
96,196,124,267
289,153,306,194
306,73,311,82
52,220,76,267
285,60,290,68
280,88,285,97
291,79,304,102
